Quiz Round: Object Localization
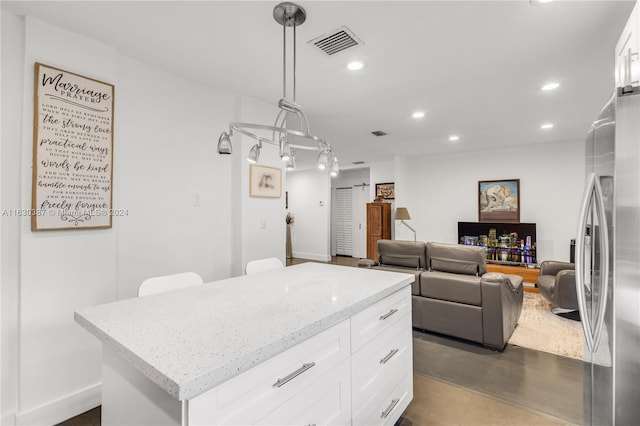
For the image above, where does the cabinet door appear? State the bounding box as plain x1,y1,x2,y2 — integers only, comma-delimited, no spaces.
214,320,350,425
258,359,351,426
616,3,639,88
351,287,412,353
359,372,413,426
367,204,384,259
352,313,412,415
368,205,383,237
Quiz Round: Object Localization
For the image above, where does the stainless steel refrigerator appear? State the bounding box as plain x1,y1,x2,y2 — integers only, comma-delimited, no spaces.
576,82,640,424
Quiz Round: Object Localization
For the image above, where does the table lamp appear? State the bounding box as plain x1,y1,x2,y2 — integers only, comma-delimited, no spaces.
395,207,416,241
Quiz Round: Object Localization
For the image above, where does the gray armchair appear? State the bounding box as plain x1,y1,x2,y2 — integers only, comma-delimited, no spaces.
536,261,579,319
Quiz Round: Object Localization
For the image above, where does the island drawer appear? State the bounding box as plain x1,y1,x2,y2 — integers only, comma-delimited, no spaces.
215,319,350,425
351,312,412,414
351,286,411,353
257,358,351,425
354,370,413,426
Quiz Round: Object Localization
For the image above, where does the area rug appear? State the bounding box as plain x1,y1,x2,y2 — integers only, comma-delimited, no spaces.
508,291,584,360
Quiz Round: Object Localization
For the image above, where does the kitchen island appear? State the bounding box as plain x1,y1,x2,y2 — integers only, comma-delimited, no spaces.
75,262,414,425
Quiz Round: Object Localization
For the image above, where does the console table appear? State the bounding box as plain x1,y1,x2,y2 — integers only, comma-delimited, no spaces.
75,263,414,425
487,264,540,292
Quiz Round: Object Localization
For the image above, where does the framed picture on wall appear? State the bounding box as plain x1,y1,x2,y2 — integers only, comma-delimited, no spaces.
478,179,520,222
250,164,282,198
375,182,395,200
31,62,115,231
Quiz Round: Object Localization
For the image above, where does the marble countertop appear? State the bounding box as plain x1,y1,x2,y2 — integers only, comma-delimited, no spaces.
74,262,413,400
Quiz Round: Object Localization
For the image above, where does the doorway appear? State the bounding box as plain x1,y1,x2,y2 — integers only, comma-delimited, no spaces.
335,188,353,256
330,168,370,259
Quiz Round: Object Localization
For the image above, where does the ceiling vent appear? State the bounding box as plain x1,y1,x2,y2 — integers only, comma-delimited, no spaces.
308,26,363,56
371,130,388,137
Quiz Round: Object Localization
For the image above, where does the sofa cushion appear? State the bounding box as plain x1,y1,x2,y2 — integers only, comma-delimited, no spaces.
430,257,479,276
376,265,421,295
420,270,482,306
426,242,487,275
378,240,427,269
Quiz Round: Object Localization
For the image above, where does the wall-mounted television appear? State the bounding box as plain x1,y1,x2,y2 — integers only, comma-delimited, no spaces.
457,222,537,265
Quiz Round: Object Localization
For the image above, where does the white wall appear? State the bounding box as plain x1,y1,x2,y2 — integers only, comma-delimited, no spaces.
1,11,25,425
16,17,118,426
369,161,396,239
368,161,395,203
394,141,585,262
0,12,282,426
287,169,331,261
234,96,286,275
115,56,234,299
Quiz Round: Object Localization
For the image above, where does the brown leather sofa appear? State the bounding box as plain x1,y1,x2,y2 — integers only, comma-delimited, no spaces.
359,240,524,350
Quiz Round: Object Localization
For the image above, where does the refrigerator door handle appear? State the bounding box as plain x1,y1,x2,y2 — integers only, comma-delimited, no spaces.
575,172,610,353
591,175,609,351
576,173,595,352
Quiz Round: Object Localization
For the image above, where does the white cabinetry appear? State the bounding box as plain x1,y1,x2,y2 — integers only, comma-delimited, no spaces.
616,2,639,89
190,287,412,426
195,319,351,425
351,289,413,426
101,285,413,426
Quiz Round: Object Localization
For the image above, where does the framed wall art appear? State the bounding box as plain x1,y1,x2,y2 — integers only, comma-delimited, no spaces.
250,164,282,198
478,179,520,222
31,62,115,231
375,182,395,200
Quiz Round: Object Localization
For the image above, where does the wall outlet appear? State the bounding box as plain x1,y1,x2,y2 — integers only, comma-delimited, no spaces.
260,217,267,229
193,193,201,207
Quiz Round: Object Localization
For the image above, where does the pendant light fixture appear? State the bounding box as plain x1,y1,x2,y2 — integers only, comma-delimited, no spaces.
217,2,338,176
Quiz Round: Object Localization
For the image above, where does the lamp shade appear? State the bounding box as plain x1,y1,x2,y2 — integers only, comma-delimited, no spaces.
395,207,411,220
247,143,261,164
217,132,232,155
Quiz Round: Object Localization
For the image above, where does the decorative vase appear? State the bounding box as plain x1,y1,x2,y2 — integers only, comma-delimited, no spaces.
286,224,292,259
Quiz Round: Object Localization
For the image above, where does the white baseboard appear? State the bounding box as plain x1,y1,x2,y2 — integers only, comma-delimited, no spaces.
1,411,16,426
16,383,101,426
292,251,331,262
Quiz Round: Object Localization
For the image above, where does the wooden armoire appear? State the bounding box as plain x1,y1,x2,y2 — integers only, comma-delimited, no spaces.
366,202,391,260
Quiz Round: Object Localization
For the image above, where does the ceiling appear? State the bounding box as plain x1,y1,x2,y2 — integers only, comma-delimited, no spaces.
2,1,635,168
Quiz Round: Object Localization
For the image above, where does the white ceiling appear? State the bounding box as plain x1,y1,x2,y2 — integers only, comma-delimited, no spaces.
2,0,635,167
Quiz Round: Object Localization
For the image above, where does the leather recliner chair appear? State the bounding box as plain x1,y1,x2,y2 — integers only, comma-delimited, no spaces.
536,261,579,318
359,240,524,350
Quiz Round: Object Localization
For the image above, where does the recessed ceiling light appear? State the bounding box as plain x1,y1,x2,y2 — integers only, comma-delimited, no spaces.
449,135,460,142
541,82,560,91
347,61,364,71
540,123,554,129
530,0,554,4
412,111,425,119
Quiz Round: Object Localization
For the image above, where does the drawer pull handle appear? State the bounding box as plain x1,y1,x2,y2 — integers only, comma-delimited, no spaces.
272,362,315,388
380,348,399,365
381,398,400,419
379,308,398,321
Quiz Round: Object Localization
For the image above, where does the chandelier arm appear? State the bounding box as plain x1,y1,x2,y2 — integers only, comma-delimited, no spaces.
230,125,278,147
230,122,326,144
289,144,323,151
296,110,310,134
272,109,287,141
